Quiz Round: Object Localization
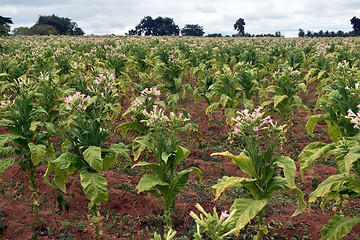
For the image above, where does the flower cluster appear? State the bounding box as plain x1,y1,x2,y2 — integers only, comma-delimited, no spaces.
87,72,119,101
347,105,360,129
230,106,286,147
232,107,277,134
126,87,162,120
64,92,93,113
141,105,169,128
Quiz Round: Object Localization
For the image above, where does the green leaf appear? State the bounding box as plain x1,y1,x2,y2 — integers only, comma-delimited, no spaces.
174,146,190,166
327,121,342,142
52,153,80,170
168,93,180,112
211,151,257,178
274,95,288,108
0,157,16,174
321,215,360,240
28,143,46,166
114,121,144,137
212,176,257,200
83,146,103,172
292,187,307,216
298,142,337,180
0,134,22,148
206,102,222,115
133,162,163,176
132,134,154,161
80,171,109,204
309,173,360,204
230,198,269,236
305,114,331,136
274,156,296,189
136,174,169,193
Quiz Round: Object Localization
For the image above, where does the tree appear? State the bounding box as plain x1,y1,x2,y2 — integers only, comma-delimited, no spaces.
234,18,245,35
181,24,204,36
0,16,13,36
33,14,84,35
128,16,179,36
350,16,360,34
298,29,305,37
29,24,58,35
13,27,31,36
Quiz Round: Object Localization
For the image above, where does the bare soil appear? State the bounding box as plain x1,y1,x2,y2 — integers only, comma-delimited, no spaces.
0,82,360,239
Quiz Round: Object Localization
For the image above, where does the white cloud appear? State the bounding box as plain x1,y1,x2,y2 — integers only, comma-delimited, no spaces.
0,0,358,36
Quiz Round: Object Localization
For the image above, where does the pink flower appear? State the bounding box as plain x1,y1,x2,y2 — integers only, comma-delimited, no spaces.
221,211,230,218
234,126,240,134
253,126,259,132
163,115,169,120
149,119,154,124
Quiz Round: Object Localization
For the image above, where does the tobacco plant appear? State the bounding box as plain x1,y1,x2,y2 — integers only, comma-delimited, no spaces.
128,104,202,231
211,107,306,239
263,65,310,129
46,87,130,239
0,77,52,223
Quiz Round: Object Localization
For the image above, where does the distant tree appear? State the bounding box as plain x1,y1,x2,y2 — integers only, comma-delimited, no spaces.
351,16,360,35
33,14,84,35
128,16,179,36
234,18,245,35
29,24,58,35
206,33,222,37
13,27,30,36
0,16,13,36
298,29,305,37
181,24,204,36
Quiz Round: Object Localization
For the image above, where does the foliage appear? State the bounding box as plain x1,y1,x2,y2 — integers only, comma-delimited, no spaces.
32,14,84,35
130,104,202,230
263,65,310,127
0,77,52,222
128,16,180,36
190,203,237,239
234,18,245,35
0,16,13,36
211,107,306,239
181,24,204,37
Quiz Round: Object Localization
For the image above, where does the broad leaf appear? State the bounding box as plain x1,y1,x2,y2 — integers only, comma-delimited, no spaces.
167,93,180,112
298,142,337,180
0,157,16,174
212,176,257,200
133,161,163,177
52,153,80,170
0,134,22,148
309,173,360,204
230,198,269,236
305,114,332,136
83,146,103,172
211,151,257,178
28,143,46,166
320,215,360,240
274,156,296,189
274,95,288,108
132,134,154,161
136,174,169,193
114,121,144,137
326,121,342,142
174,146,190,166
80,171,108,204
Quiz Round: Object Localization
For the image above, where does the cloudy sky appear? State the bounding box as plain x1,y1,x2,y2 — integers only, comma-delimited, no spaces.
1,0,360,37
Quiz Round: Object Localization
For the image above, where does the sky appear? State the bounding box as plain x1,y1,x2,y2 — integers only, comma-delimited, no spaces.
1,0,360,37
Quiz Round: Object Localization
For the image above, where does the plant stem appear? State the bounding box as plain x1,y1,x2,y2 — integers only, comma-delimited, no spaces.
256,207,265,240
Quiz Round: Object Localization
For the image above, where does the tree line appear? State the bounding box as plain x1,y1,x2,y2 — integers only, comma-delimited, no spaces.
298,17,360,37
1,14,84,36
1,14,360,37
